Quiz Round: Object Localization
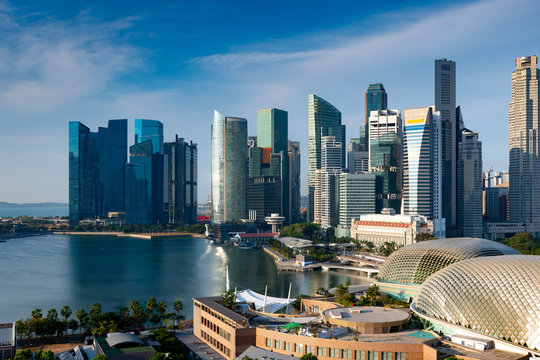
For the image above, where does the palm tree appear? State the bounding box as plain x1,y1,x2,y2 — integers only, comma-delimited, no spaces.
90,303,102,320
174,300,183,326
47,308,58,320
129,300,140,315
156,302,166,327
60,305,72,340
75,309,88,334
31,308,43,320
146,297,157,328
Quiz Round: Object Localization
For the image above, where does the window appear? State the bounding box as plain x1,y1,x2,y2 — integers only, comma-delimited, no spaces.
355,351,365,360
342,349,352,359
317,347,327,357
275,340,282,350
295,343,303,353
266,338,273,347
368,351,378,360
285,342,292,351
329,348,339,358
395,353,405,360
306,345,315,354
381,352,391,360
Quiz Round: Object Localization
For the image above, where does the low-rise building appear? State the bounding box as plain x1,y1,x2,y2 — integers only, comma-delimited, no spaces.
0,323,15,360
350,212,434,247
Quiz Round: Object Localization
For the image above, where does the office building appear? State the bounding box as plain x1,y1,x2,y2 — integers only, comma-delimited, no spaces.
371,133,401,213
457,129,482,238
257,108,289,223
308,94,345,222
336,173,376,237
248,136,257,148
69,121,99,225
164,136,198,224
134,119,164,154
320,136,342,228
402,107,445,237
288,141,301,224
367,109,401,166
211,111,248,223
508,56,540,223
97,119,127,218
126,140,153,224
364,83,387,151
247,176,281,224
347,139,368,173
484,185,508,223
484,170,509,188
435,59,457,235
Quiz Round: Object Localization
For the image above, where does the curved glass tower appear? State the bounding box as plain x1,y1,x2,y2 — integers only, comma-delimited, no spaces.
211,110,225,223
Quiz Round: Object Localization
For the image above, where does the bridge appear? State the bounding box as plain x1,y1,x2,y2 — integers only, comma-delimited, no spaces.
321,264,380,277
336,255,384,268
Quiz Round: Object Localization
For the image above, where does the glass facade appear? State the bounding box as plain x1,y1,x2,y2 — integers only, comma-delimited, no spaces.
211,111,225,223
134,119,164,154
370,133,401,213
364,83,387,151
338,173,376,230
308,94,345,222
223,117,248,222
69,121,99,225
415,255,538,352
97,119,127,217
126,140,153,224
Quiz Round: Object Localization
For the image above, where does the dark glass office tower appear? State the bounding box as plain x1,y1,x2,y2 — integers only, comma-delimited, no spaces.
370,133,401,213
69,122,99,226
135,119,164,154
97,119,127,217
126,140,153,224
364,83,387,151
164,135,198,224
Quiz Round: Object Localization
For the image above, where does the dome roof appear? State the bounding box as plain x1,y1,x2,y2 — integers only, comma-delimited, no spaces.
378,238,520,286
415,255,540,352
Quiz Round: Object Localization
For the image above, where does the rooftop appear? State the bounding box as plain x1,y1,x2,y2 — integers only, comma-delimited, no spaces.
237,346,298,360
323,307,409,324
194,296,248,324
176,329,226,360
0,323,14,347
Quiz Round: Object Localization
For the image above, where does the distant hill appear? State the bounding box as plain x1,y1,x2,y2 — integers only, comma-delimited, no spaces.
0,202,68,208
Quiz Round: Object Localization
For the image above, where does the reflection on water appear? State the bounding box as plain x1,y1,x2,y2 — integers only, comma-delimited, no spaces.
0,235,372,322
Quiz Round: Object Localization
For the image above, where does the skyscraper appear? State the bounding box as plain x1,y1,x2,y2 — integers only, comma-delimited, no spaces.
457,129,482,237
402,106,445,237
164,136,198,224
337,173,377,237
211,111,248,223
435,59,457,235
126,140,153,225
347,138,368,174
308,94,345,222
509,55,540,223
320,136,342,228
370,133,401,214
288,141,301,224
69,122,99,226
368,109,401,169
135,119,164,155
257,108,289,223
97,119,127,217
364,83,387,151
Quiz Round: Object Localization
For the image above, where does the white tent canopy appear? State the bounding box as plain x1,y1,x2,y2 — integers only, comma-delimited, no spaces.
235,289,294,314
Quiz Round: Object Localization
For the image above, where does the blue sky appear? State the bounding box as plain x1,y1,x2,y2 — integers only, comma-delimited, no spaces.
0,0,539,203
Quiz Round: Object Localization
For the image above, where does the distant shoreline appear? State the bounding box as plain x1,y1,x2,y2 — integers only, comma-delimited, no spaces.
53,231,205,239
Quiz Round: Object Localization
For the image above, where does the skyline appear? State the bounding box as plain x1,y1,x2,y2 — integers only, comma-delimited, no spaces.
1,0,540,203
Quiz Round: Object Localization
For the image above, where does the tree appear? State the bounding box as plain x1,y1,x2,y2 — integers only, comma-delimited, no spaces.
147,297,158,327
47,308,58,320
415,232,437,242
35,350,56,360
157,301,167,326
221,290,236,309
503,232,540,254
300,353,318,360
61,305,72,323
378,241,398,257
14,349,33,360
90,303,102,320
94,355,109,360
75,309,89,334
68,319,79,334
32,308,43,320
92,320,118,337
443,356,463,360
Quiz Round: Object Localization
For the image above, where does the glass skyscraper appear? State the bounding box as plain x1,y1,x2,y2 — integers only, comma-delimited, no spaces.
69,121,99,225
364,83,387,151
370,133,401,213
97,119,127,217
211,111,248,223
135,119,164,155
126,140,153,224
308,94,345,222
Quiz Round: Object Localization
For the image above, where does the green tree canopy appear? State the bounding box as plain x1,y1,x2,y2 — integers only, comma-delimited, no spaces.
300,353,318,360
502,232,540,254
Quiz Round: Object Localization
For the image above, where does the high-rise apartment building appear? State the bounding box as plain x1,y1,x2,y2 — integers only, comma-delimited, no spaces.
308,94,345,222
288,141,301,224
97,119,127,218
509,55,540,223
126,140,153,224
211,111,248,223
69,122,99,226
320,136,343,228
435,59,457,235
164,136,198,224
457,129,483,237
402,106,445,237
364,83,387,151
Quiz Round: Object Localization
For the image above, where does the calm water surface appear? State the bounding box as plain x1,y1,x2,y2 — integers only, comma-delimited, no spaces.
0,235,372,322
0,206,68,217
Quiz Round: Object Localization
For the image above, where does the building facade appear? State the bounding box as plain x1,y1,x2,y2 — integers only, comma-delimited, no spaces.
435,59,457,236
308,94,345,222
508,55,540,223
337,173,377,237
288,141,301,224
134,119,164,155
320,136,343,228
457,129,482,238
164,136,198,224
347,138,368,173
126,140,154,224
364,83,388,152
367,109,401,168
